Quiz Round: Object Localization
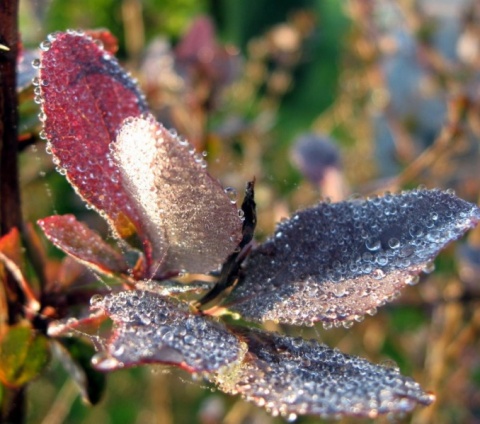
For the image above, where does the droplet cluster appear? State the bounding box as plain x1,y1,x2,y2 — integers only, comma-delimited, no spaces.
229,189,480,327
91,290,244,373
113,115,243,274
36,31,148,242
216,329,434,419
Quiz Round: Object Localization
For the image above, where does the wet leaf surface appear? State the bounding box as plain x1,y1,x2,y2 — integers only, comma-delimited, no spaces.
90,290,245,373
113,115,242,275
216,328,434,419
38,31,148,239
227,189,480,327
38,214,129,275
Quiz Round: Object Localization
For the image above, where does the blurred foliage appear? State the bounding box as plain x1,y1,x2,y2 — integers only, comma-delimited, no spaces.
11,0,480,423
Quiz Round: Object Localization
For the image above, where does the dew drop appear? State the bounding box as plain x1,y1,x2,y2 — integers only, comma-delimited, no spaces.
32,58,41,69
388,238,400,249
40,40,52,51
287,413,298,422
224,187,237,203
365,238,381,251
178,136,189,146
92,352,122,370
423,261,435,274
372,268,385,280
322,322,332,330
90,294,104,306
406,275,420,286
409,224,423,238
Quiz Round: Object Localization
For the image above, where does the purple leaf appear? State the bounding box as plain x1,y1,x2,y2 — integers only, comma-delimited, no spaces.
112,114,243,275
216,328,434,420
90,290,244,373
227,189,480,327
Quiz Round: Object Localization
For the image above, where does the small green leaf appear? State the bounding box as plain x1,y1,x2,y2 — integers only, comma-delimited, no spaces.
0,324,50,387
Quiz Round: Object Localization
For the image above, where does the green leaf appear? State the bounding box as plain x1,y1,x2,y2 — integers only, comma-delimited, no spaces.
0,324,50,387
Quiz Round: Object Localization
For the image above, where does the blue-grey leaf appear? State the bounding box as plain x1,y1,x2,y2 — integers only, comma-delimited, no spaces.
90,290,245,373
215,328,434,420
227,189,480,327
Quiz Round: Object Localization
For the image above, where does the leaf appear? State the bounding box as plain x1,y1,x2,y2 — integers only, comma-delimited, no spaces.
38,31,148,240
227,189,480,327
0,228,40,312
112,115,243,275
215,328,434,420
0,228,25,276
53,338,106,404
0,324,50,387
37,215,130,276
90,290,245,373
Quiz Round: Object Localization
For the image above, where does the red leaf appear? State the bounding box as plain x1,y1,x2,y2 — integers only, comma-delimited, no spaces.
38,215,129,276
38,31,148,241
0,228,24,275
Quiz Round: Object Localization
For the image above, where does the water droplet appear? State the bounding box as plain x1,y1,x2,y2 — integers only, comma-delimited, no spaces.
287,413,297,422
423,261,435,274
388,238,400,249
409,224,424,238
92,352,122,370
178,136,189,146
372,269,385,280
224,187,237,203
365,238,381,251
40,40,52,51
376,254,388,266
406,275,420,286
90,294,104,306
32,58,41,69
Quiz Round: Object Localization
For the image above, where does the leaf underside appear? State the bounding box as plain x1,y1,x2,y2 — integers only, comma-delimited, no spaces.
90,290,245,373
216,328,434,419
113,115,243,275
37,214,129,275
38,31,148,239
227,189,480,326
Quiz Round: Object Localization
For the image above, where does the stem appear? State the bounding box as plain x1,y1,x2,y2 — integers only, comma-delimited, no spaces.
0,1,25,422
0,2,21,233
